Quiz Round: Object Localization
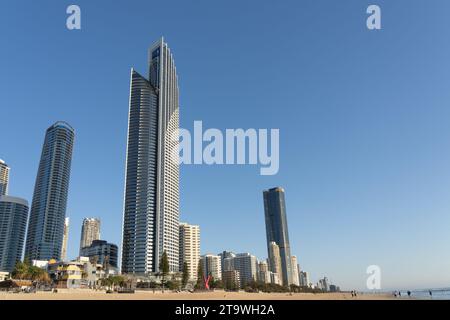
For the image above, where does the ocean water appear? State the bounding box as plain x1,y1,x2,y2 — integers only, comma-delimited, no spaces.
393,289,450,300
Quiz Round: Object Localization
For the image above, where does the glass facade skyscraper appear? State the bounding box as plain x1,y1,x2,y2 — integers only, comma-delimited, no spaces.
0,195,29,272
121,38,180,274
25,121,75,261
263,187,294,286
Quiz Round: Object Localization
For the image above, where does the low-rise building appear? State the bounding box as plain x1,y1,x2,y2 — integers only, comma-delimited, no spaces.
0,271,9,281
47,257,115,289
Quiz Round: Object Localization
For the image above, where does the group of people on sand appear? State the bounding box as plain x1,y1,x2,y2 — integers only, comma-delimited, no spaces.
393,290,411,297
393,290,433,298
350,290,358,297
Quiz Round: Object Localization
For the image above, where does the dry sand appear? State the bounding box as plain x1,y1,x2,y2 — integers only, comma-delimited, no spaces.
0,289,395,300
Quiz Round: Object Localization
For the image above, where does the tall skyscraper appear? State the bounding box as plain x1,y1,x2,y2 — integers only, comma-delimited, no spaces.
263,187,293,286
61,217,70,261
79,218,100,252
25,121,75,262
179,222,200,281
122,38,180,274
0,159,10,196
0,195,29,272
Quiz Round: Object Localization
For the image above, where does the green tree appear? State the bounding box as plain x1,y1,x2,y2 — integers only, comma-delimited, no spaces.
211,279,223,289
159,251,170,292
195,260,204,289
12,261,29,280
182,262,189,288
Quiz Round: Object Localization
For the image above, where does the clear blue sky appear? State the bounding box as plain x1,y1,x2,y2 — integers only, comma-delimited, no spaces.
2,0,450,290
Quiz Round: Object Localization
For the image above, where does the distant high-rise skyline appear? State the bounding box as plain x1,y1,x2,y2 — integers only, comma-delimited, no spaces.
263,187,294,286
121,38,180,274
179,222,200,281
61,217,69,261
80,217,100,253
0,159,9,196
25,121,75,262
0,195,28,272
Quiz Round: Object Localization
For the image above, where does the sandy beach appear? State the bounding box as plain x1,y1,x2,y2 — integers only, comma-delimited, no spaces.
0,289,395,300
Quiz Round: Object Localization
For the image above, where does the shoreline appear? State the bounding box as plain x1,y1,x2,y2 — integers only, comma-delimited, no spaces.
0,289,399,300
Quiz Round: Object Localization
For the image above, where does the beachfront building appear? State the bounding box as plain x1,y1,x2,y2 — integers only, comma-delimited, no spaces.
179,223,200,281
0,196,29,272
258,260,271,284
270,272,281,285
200,254,222,281
299,271,310,287
25,122,75,262
122,38,180,274
222,270,240,290
79,240,118,270
47,256,115,289
228,253,258,288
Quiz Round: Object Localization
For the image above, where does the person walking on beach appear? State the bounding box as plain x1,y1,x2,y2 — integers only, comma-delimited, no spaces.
429,290,432,298
407,291,411,298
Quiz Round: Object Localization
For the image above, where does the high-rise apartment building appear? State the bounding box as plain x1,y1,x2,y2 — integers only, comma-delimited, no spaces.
80,218,100,252
258,260,271,284
122,38,180,274
25,122,75,261
219,251,236,272
299,271,310,287
61,217,69,261
222,270,240,290
0,196,29,272
268,241,282,279
291,255,300,286
200,254,222,280
263,187,293,286
179,222,200,281
232,253,259,288
0,159,10,196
